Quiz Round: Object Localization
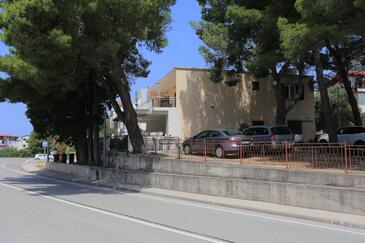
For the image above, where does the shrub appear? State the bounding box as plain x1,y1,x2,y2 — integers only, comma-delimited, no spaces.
0,148,32,158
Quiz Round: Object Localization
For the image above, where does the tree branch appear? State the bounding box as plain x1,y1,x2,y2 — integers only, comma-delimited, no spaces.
100,76,125,123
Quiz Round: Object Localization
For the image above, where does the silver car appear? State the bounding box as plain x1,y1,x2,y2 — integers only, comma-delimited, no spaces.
182,129,244,158
241,125,294,146
317,127,365,145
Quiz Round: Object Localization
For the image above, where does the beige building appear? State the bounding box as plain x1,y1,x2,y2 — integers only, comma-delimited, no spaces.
120,67,315,141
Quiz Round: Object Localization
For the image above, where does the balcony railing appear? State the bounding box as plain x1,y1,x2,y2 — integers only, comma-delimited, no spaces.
151,96,176,108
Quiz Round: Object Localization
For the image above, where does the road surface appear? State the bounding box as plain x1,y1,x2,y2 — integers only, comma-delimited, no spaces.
0,158,365,243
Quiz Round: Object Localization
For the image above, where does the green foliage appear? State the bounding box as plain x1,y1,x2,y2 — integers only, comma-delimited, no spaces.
110,136,128,152
315,84,354,130
0,0,176,155
0,148,32,158
279,0,365,131
194,0,300,79
26,131,44,155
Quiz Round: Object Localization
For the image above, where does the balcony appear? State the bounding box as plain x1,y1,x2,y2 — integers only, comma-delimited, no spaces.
151,96,176,108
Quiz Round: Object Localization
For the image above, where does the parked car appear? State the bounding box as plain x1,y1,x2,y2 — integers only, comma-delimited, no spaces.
241,125,295,146
34,154,54,161
182,129,244,158
34,154,46,160
317,127,365,145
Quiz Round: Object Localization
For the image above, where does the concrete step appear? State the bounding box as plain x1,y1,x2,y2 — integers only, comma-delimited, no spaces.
100,168,365,216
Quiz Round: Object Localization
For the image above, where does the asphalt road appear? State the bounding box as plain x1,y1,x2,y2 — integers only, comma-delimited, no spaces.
0,158,365,243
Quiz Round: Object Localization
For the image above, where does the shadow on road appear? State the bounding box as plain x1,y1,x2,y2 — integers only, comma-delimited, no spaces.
0,173,122,197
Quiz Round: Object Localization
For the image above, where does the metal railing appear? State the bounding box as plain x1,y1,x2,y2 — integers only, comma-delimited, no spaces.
104,137,365,173
151,97,176,108
151,140,365,173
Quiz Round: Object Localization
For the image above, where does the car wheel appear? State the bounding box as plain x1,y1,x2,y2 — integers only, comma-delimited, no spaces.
215,145,224,158
355,141,365,146
319,140,328,143
183,145,191,154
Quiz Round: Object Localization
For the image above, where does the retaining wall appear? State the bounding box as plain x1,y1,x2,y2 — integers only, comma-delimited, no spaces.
47,154,365,215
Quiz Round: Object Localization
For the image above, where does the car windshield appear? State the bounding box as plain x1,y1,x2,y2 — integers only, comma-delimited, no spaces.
271,127,291,135
223,130,242,136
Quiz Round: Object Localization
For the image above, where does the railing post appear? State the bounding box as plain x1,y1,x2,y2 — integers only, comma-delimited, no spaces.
177,138,181,159
344,142,348,174
240,143,243,164
204,139,207,161
285,140,289,169
153,138,157,154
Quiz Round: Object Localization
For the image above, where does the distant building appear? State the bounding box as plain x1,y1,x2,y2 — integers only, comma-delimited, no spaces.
0,134,19,150
0,134,29,150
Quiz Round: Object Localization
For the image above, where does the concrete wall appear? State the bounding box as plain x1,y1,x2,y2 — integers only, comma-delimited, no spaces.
166,108,180,137
101,154,365,215
112,154,365,189
47,154,365,215
46,162,99,181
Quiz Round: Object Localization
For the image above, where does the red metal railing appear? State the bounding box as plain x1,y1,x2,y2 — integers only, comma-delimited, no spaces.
145,138,365,173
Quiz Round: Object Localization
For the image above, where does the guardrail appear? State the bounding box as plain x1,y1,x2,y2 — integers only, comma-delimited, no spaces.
151,97,176,107
146,138,365,173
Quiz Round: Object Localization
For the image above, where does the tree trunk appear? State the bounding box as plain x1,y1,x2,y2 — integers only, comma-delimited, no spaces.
334,47,362,126
314,50,337,142
93,122,100,166
273,75,287,125
75,138,88,164
87,128,93,164
110,59,145,153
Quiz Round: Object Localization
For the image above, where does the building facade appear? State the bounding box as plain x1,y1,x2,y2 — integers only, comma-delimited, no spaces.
116,67,316,141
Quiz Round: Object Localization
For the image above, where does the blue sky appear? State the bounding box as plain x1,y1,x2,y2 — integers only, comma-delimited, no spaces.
0,0,206,136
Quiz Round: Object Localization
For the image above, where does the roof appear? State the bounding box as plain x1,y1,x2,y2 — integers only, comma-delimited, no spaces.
348,70,365,76
174,66,210,72
331,70,365,82
0,133,18,137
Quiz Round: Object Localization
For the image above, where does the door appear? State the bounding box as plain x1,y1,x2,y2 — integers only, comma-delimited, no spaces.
207,130,225,154
251,127,270,143
191,131,210,153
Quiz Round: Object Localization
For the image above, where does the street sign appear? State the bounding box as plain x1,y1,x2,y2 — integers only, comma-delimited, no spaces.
42,140,48,148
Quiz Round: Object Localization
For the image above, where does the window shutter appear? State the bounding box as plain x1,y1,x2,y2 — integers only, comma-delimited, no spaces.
282,85,288,99
295,84,305,100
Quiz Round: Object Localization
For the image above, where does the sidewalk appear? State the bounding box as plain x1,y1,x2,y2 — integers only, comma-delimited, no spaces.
21,161,365,230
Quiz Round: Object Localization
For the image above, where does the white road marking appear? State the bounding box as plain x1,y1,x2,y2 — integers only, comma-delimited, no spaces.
2,160,365,237
0,181,227,243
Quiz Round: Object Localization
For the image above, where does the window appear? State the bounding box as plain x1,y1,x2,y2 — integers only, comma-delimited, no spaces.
252,81,260,91
271,127,291,135
288,120,302,134
210,131,224,138
243,128,268,135
252,121,264,126
196,131,209,139
243,129,253,136
284,84,304,100
223,130,242,136
358,93,365,106
251,128,269,135
341,127,365,134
